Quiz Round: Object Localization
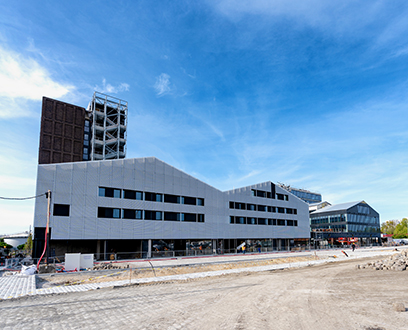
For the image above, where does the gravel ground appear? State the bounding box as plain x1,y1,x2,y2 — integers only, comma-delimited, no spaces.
1,247,408,329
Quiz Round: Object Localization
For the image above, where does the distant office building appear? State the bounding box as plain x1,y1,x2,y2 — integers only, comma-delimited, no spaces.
309,201,380,246
278,184,322,204
88,92,128,161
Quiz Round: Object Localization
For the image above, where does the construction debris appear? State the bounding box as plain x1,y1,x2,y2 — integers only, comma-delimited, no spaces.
356,251,408,271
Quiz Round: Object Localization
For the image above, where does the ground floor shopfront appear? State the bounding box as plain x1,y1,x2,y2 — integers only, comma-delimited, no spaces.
34,237,311,261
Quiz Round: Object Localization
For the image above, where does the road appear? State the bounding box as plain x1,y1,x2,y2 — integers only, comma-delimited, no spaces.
1,251,408,330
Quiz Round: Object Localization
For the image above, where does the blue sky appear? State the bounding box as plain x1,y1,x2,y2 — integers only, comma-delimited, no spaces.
1,0,407,234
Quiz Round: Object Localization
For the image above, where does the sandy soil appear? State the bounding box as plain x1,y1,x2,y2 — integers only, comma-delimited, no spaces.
3,255,408,330
36,255,318,288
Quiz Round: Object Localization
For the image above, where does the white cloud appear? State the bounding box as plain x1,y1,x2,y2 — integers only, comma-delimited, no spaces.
95,78,130,94
154,73,172,96
0,47,73,118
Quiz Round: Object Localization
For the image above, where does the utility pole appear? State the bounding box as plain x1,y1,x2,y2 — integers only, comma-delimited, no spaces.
46,190,51,266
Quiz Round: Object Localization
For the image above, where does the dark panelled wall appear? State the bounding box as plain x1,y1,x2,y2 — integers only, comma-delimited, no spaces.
38,97,86,164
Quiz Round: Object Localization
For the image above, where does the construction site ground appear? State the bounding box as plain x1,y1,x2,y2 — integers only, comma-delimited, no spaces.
1,247,408,329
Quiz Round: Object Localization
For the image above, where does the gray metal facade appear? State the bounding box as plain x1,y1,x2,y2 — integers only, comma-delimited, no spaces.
33,157,309,241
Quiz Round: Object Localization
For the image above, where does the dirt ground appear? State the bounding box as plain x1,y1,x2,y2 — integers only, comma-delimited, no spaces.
2,254,408,330
36,255,318,288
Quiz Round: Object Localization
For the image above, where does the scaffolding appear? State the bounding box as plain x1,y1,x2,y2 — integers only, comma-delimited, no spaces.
88,92,128,161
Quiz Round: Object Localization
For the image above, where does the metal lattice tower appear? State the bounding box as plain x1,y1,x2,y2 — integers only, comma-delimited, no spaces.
88,92,128,161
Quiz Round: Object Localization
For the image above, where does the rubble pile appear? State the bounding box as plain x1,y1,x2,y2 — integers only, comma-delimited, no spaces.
356,251,408,271
91,262,129,271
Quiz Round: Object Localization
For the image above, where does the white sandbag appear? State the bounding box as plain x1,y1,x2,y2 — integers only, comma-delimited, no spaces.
20,264,37,275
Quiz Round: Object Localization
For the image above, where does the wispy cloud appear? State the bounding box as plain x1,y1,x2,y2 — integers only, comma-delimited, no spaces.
154,73,172,96
95,78,130,94
0,47,73,118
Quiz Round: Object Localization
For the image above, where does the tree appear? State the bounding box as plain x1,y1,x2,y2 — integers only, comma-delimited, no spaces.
381,220,399,235
24,233,33,255
0,238,13,249
393,218,408,239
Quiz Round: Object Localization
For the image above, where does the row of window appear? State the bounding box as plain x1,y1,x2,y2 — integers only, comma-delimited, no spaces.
230,216,298,227
97,207,205,222
98,187,205,206
251,189,289,201
229,202,297,215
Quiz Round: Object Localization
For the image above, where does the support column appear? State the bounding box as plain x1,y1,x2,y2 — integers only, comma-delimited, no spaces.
147,239,152,258
96,240,101,260
103,240,107,261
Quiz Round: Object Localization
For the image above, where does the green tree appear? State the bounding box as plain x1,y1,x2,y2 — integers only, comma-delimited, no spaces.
381,220,399,235
393,218,408,238
0,238,13,249
24,233,33,255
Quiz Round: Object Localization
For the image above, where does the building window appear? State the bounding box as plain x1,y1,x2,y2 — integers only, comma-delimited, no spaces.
257,205,266,212
256,190,266,198
98,207,121,218
197,198,205,206
122,209,142,220
182,196,196,205
229,201,234,209
164,212,179,221
236,217,246,224
99,187,121,198
248,217,257,225
287,220,294,226
123,189,143,200
230,216,235,224
278,207,285,214
235,202,246,210
182,213,197,222
247,204,256,211
294,209,297,215
144,210,162,220
258,218,267,225
145,192,162,202
164,194,180,204
276,193,284,200
277,219,285,226
286,208,293,214
197,214,205,222
53,204,70,216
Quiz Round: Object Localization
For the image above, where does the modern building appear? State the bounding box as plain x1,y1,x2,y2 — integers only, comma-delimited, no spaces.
33,157,310,259
309,201,381,246
278,184,322,204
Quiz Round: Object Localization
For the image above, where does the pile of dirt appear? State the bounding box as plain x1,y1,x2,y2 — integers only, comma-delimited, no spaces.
356,250,408,271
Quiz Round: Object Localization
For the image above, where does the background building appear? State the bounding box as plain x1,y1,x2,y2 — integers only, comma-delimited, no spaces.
309,201,381,246
38,97,88,164
38,92,127,165
278,184,322,204
88,92,128,161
